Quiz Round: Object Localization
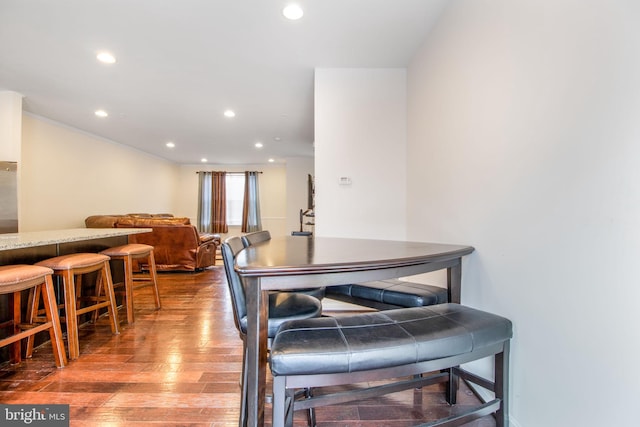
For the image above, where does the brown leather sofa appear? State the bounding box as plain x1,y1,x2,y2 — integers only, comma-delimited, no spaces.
85,214,221,272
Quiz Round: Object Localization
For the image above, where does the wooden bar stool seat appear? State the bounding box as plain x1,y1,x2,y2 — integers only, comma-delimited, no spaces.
32,253,119,360
0,265,67,368
100,244,161,324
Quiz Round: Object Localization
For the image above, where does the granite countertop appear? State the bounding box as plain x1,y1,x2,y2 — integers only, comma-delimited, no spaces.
0,228,152,251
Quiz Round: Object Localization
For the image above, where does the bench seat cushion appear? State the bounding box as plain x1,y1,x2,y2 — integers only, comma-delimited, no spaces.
326,279,448,308
270,303,512,376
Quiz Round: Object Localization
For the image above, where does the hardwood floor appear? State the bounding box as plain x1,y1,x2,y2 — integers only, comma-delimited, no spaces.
0,267,496,426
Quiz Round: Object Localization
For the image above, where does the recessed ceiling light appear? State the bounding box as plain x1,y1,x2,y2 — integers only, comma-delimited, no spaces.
283,4,303,20
166,142,175,148
255,142,263,148
224,110,236,118
201,158,208,163
95,109,108,118
268,158,275,163
96,52,116,64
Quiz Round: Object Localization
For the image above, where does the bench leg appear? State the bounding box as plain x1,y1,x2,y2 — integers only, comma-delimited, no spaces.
272,376,290,427
495,342,510,427
445,367,458,405
305,388,316,427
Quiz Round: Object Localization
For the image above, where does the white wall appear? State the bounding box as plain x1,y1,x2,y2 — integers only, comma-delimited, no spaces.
20,114,178,230
0,91,22,161
174,163,289,238
314,68,407,239
18,114,301,235
407,1,640,426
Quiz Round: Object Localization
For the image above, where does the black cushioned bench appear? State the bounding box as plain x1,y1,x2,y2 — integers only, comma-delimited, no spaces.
270,303,512,427
326,279,448,310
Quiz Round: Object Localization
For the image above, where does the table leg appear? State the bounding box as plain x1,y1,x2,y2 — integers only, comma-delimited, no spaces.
447,259,462,304
245,277,269,427
446,257,463,402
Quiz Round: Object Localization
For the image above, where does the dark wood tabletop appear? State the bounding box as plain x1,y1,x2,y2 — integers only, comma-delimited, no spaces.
236,236,474,277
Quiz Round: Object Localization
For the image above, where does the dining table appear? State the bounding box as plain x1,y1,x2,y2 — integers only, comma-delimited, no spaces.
234,235,475,427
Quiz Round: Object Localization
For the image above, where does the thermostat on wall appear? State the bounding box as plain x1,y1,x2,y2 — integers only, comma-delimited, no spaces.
338,176,352,185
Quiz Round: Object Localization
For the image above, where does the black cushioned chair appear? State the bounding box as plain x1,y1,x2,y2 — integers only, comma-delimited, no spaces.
288,232,447,310
221,236,322,427
241,231,325,301
270,303,513,427
326,279,448,310
240,230,272,247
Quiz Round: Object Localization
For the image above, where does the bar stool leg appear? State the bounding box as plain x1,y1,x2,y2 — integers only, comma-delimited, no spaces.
146,250,161,310
101,260,120,335
123,254,136,324
25,285,40,358
41,275,68,367
62,269,80,361
10,291,22,363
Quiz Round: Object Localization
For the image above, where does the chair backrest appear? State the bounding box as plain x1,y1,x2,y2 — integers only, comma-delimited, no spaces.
241,230,271,248
221,236,249,334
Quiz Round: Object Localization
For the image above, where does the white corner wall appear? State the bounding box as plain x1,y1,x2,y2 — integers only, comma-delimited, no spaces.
407,1,640,426
20,114,178,230
314,68,407,239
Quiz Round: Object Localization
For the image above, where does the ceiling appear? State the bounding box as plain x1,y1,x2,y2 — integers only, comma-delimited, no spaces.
0,0,447,165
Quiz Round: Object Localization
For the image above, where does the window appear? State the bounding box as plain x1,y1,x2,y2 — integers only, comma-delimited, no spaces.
225,174,245,226
197,170,260,234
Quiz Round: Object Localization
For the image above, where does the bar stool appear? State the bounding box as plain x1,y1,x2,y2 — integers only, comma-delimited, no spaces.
100,244,161,324
0,265,67,368
32,253,120,360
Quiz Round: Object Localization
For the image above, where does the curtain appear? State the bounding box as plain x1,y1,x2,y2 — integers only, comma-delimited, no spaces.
242,171,262,232
197,171,228,233
197,172,212,232
212,171,228,233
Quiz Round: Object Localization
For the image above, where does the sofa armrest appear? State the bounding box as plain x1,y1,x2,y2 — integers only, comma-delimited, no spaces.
85,215,123,228
199,233,221,244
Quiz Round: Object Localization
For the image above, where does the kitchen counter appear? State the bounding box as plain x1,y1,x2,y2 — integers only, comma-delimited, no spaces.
0,228,151,251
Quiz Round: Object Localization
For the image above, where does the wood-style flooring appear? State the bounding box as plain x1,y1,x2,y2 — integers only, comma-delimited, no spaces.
0,266,496,426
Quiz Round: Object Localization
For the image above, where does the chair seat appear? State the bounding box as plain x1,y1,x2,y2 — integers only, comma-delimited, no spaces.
271,303,512,376
0,265,54,292
327,279,447,308
240,292,322,337
283,287,326,301
36,253,110,270
101,243,153,257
